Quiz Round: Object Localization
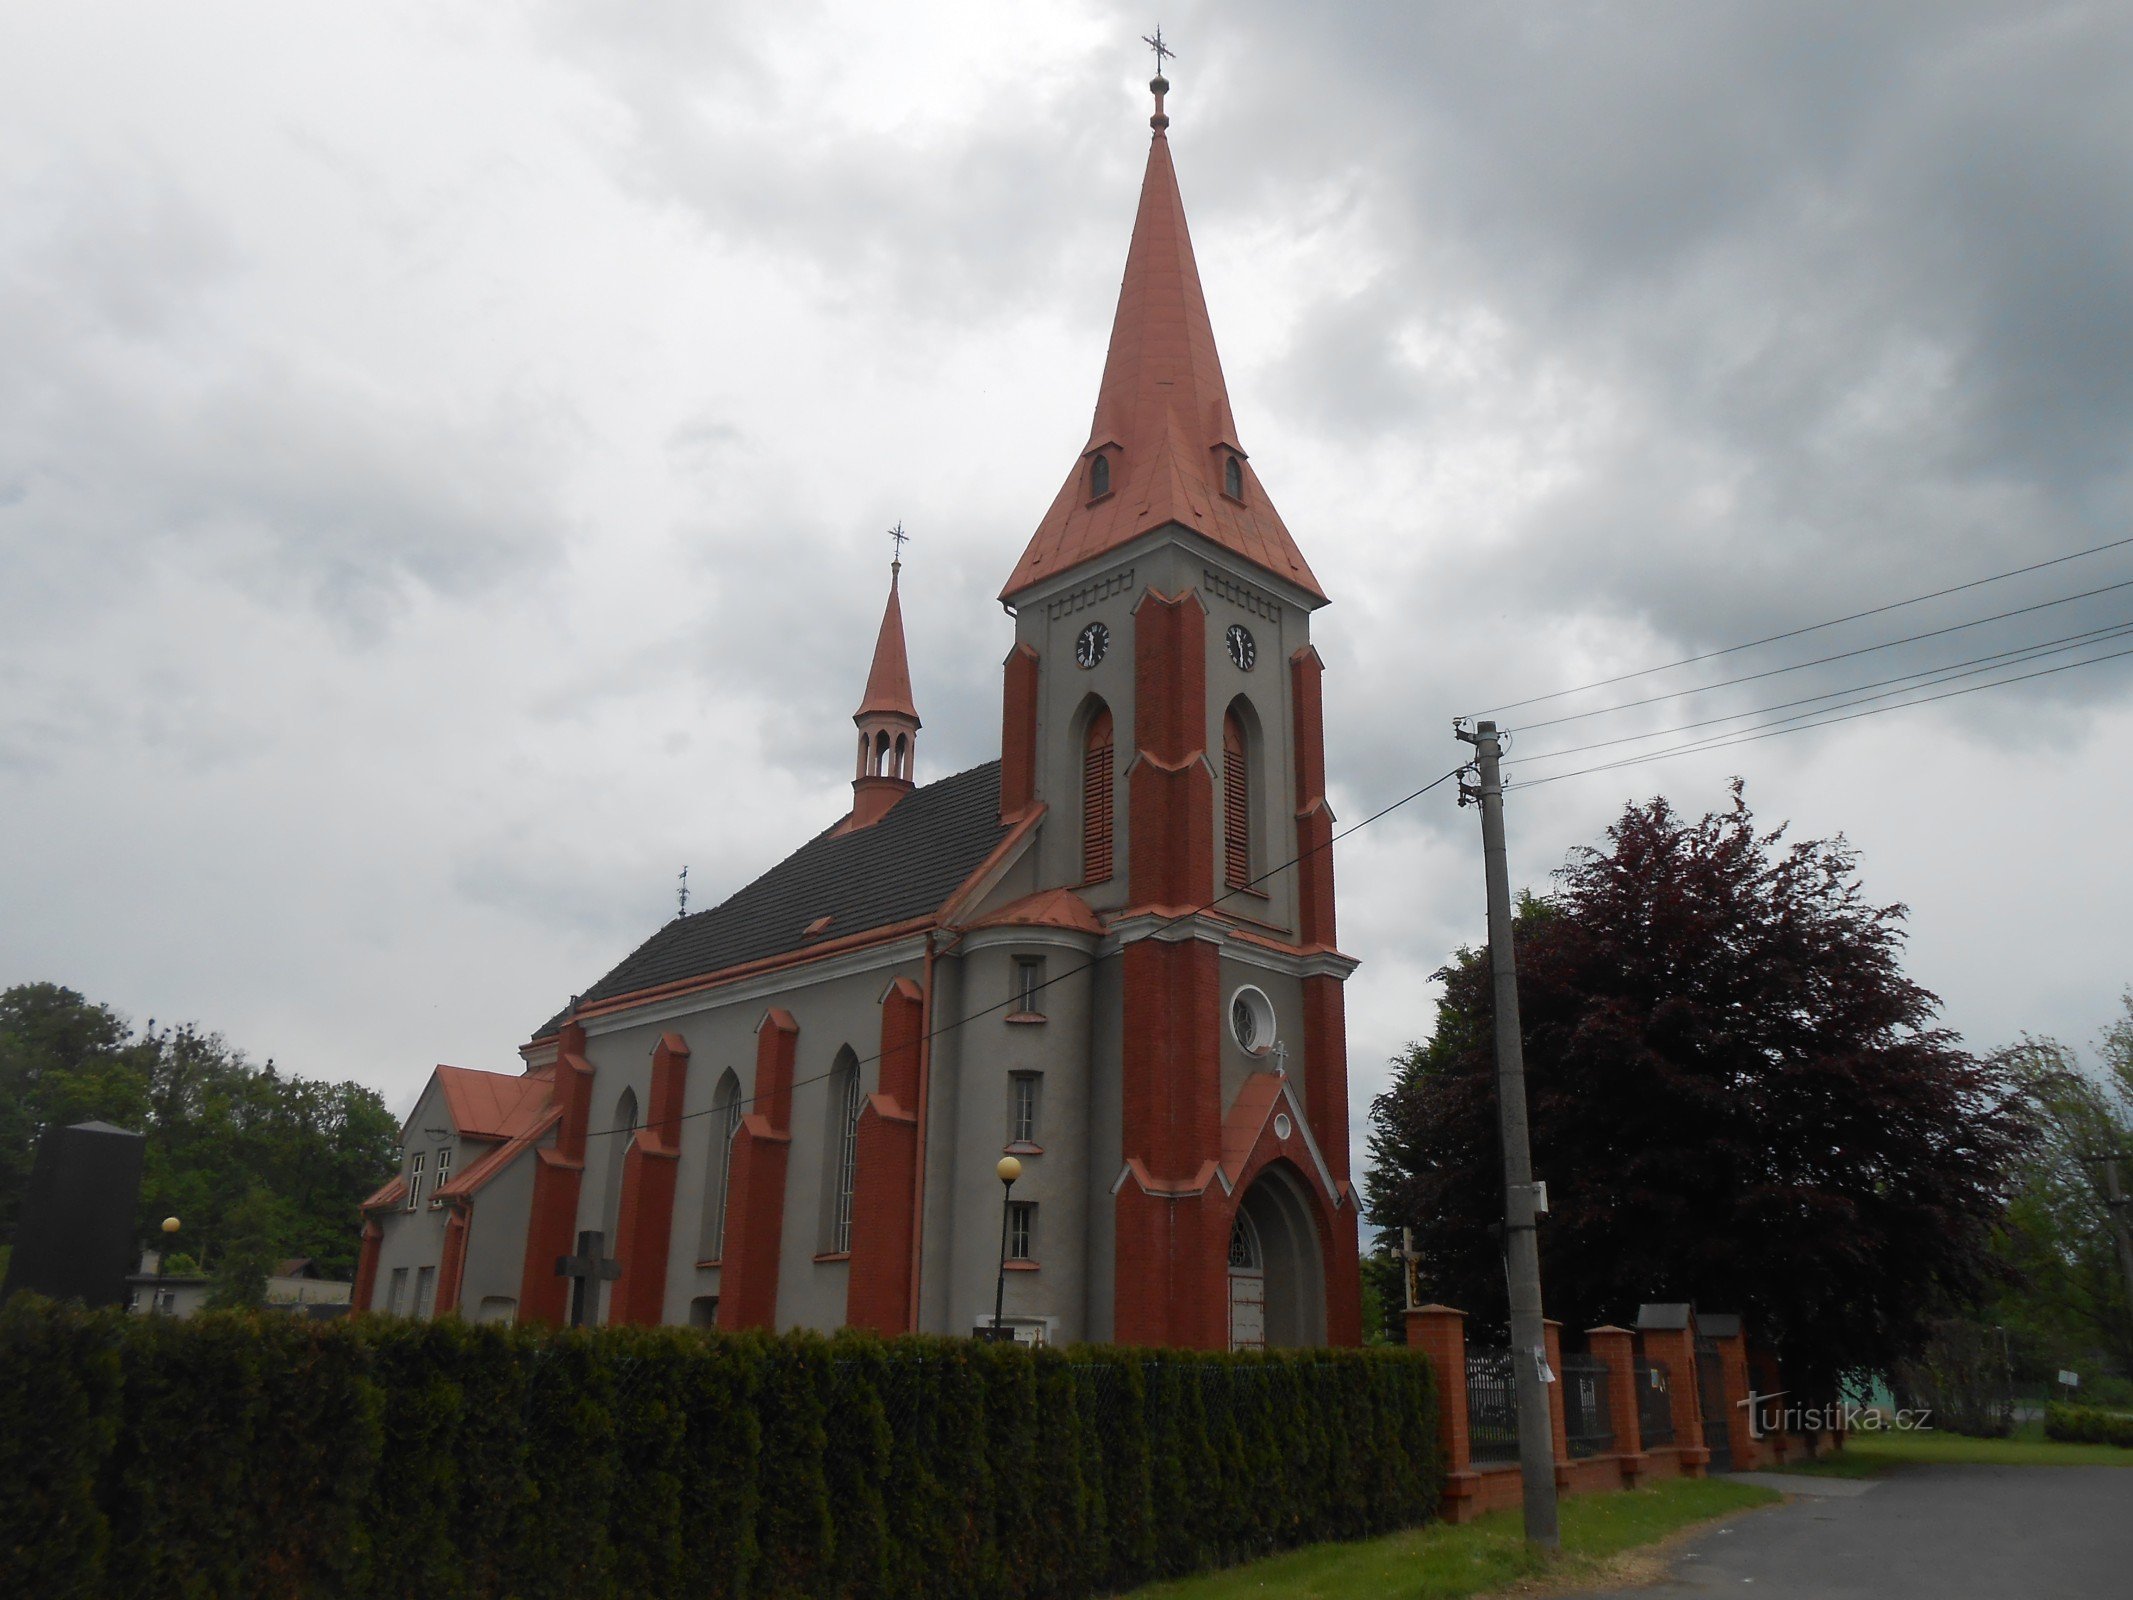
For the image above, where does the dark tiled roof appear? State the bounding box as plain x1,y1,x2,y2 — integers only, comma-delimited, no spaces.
535,762,1008,1038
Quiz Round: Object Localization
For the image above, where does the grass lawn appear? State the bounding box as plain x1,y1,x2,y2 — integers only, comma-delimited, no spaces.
1122,1477,1778,1600
1780,1420,2133,1476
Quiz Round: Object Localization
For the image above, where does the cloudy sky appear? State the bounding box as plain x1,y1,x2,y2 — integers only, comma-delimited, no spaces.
5,2,2130,1175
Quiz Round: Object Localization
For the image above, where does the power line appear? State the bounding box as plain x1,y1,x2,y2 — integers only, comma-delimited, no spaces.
1512,576,2133,733
1513,640,2133,790
1476,534,2133,718
1512,618,2133,766
578,763,1470,1140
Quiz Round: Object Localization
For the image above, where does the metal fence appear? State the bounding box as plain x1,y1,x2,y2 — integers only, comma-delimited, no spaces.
1561,1354,1614,1458
1466,1346,1521,1465
1633,1356,1675,1446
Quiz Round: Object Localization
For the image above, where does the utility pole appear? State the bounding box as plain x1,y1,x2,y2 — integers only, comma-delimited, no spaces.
2092,1154,2133,1312
1457,717,1560,1550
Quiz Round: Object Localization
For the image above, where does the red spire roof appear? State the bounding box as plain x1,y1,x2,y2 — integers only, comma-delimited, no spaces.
855,563,920,723
1000,92,1324,603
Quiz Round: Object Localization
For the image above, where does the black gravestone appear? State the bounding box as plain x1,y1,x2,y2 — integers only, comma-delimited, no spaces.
2,1120,147,1308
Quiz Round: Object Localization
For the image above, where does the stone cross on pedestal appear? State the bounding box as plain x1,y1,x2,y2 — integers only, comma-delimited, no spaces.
555,1229,620,1327
1399,1226,1422,1311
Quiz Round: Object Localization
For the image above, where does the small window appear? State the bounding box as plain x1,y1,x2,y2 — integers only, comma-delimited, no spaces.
1230,985,1276,1055
1224,454,1243,499
1009,1073,1041,1146
405,1152,424,1211
385,1266,409,1315
476,1296,517,1325
414,1265,437,1320
1007,1201,1036,1262
1012,956,1045,1016
689,1296,719,1329
430,1146,452,1207
1090,454,1111,498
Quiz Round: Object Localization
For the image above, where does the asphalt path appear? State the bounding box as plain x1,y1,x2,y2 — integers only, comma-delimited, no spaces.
1566,1465,2133,1598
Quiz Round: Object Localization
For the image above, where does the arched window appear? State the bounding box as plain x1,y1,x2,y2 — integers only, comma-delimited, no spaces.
893,732,908,778
1223,707,1250,889
598,1086,638,1320
701,1070,742,1261
1224,454,1244,499
825,1050,863,1254
1090,453,1111,498
1082,704,1115,885
873,728,891,775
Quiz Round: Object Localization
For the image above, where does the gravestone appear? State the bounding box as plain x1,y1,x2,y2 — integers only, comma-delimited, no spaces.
2,1120,147,1308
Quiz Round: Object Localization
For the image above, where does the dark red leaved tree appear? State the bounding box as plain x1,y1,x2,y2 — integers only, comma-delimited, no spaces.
1368,784,2024,1401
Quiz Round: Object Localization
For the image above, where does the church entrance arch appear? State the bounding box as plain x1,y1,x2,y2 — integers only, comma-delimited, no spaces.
1228,1164,1326,1349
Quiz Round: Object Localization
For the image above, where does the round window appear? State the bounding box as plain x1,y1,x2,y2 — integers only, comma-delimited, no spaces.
1230,985,1275,1055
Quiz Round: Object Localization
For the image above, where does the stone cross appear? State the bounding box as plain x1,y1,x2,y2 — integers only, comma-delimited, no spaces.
1398,1226,1422,1311
555,1229,620,1327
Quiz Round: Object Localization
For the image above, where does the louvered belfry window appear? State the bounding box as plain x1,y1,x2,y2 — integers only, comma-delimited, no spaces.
1082,706,1114,885
1223,709,1249,889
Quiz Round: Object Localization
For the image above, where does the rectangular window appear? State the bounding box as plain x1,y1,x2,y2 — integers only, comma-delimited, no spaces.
1009,1074,1040,1147
1007,1201,1036,1262
405,1152,424,1211
1012,957,1045,1016
385,1267,408,1315
414,1265,437,1320
430,1146,451,1206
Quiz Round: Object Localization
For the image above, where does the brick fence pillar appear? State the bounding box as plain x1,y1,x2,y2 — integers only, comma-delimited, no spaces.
1543,1320,1571,1486
1405,1303,1484,1521
1714,1328,1761,1469
1586,1325,1645,1485
1640,1327,1708,1475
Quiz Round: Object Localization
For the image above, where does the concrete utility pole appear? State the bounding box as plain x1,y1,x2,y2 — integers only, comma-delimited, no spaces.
1458,718,1560,1550
2097,1156,2133,1312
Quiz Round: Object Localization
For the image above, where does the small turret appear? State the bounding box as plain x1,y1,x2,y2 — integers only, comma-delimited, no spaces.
843,544,920,832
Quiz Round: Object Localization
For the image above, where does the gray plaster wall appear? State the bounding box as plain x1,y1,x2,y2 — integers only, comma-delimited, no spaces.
460,1147,535,1321
369,1076,457,1317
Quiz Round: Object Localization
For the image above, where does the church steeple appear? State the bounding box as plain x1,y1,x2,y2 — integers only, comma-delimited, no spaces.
844,540,920,832
999,72,1324,603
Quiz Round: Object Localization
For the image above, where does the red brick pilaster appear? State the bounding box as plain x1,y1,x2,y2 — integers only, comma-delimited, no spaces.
999,643,1039,822
719,1009,798,1330
1587,1325,1645,1482
847,978,924,1332
1114,932,1226,1348
1543,1320,1571,1481
518,1024,593,1325
1289,646,1336,948
1127,588,1212,908
353,1218,382,1311
435,1205,471,1317
612,1032,689,1325
1639,1327,1708,1474
1299,974,1360,1344
1714,1328,1760,1469
1406,1304,1484,1520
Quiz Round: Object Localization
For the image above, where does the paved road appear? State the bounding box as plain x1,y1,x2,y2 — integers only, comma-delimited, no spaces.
1568,1465,2133,1598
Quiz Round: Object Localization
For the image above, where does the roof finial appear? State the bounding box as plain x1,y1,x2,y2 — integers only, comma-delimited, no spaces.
887,520,908,581
1142,25,1173,131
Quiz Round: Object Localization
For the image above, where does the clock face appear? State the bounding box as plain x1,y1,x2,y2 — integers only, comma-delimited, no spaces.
1226,623,1257,671
1075,620,1110,669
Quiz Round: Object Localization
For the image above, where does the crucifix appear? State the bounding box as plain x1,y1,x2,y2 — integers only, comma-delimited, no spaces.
555,1229,620,1327
1399,1226,1422,1311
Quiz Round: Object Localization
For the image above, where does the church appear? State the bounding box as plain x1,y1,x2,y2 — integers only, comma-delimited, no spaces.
355,70,1363,1351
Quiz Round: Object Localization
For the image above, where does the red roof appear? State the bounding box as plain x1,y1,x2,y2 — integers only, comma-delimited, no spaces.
965,886,1104,936
855,565,920,723
1000,113,1323,603
432,1064,554,1142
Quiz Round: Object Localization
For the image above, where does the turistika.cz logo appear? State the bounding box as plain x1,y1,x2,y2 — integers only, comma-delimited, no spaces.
1738,1390,1931,1436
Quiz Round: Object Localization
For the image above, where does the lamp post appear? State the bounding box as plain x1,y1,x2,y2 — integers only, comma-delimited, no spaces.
991,1155,1022,1341
155,1215,180,1315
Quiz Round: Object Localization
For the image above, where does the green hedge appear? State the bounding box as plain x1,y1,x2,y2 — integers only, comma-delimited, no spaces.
2044,1401,2133,1448
0,1299,1441,1598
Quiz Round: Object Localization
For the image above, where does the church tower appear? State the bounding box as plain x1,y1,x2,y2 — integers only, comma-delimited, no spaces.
997,70,1361,1348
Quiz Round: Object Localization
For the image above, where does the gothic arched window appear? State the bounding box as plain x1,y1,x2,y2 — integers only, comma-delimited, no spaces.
1091,453,1111,498
1082,704,1115,885
701,1070,742,1262
825,1050,863,1254
1223,706,1250,889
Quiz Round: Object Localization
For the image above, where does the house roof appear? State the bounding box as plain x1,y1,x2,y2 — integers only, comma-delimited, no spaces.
855,564,919,723
999,102,1323,604
432,1064,555,1142
967,886,1103,936
534,760,1011,1038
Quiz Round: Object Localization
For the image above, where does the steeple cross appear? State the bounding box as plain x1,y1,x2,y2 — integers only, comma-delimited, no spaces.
888,521,909,573
1142,25,1174,75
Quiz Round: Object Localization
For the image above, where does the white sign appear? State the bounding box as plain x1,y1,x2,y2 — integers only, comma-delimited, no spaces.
2058,1369,2081,1388
1534,1346,1557,1385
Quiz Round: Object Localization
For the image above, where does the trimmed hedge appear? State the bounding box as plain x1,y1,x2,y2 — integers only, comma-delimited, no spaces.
2044,1401,2133,1448
0,1299,1441,1599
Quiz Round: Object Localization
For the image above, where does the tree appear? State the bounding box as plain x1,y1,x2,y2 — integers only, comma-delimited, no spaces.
0,984,399,1281
1368,785,2026,1404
